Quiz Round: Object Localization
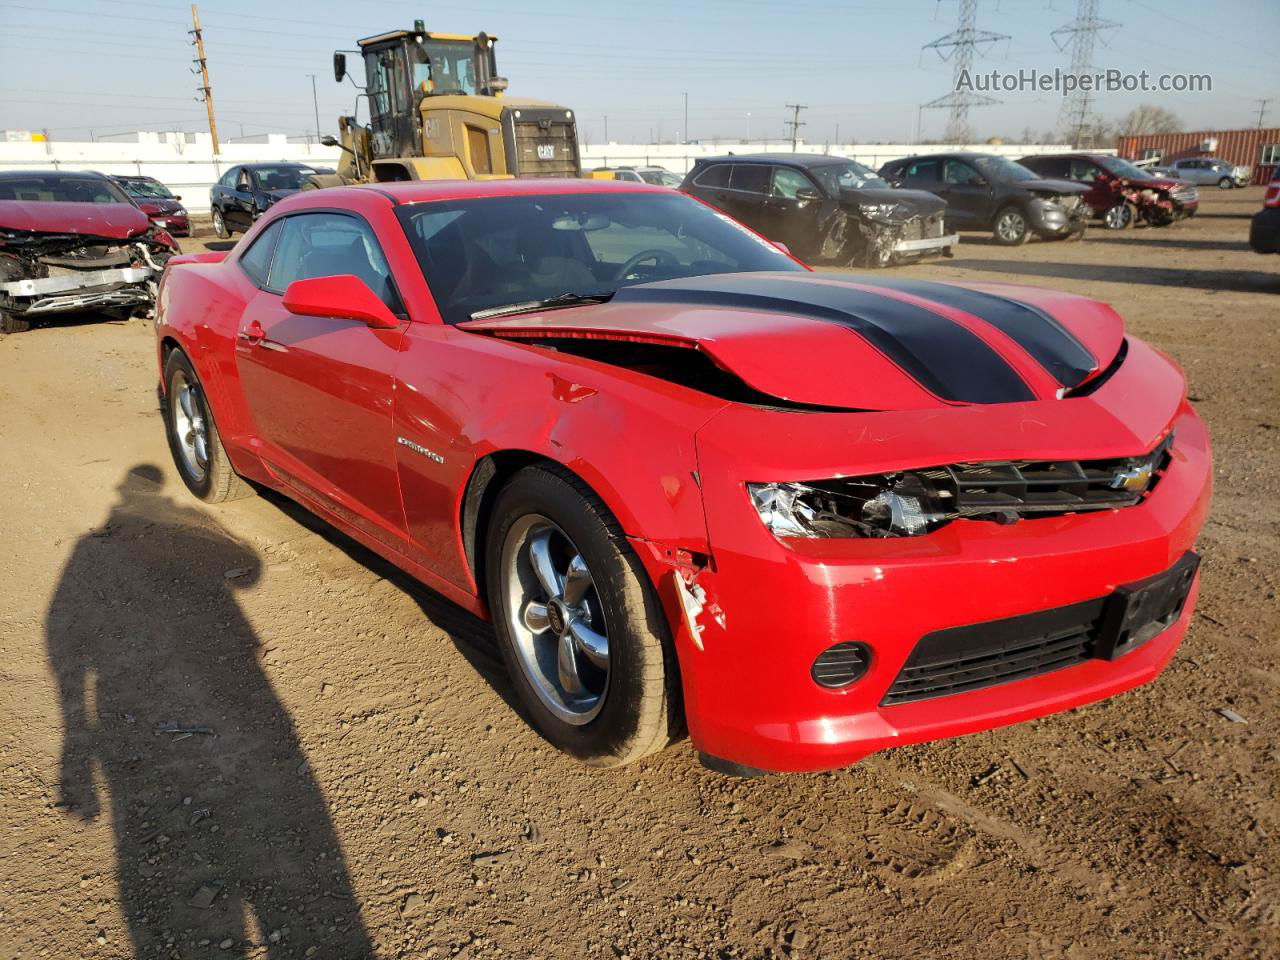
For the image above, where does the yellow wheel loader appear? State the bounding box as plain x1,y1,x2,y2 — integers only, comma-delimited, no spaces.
316,21,581,186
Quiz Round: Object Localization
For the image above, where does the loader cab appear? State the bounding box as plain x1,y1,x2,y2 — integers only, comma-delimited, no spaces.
346,26,506,161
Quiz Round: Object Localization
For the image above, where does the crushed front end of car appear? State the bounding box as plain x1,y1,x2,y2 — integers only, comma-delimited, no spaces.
1026,189,1090,238
0,226,176,332
825,197,958,268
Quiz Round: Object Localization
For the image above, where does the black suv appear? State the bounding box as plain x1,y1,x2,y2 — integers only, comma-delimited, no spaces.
208,163,322,238
679,154,954,267
879,152,1088,245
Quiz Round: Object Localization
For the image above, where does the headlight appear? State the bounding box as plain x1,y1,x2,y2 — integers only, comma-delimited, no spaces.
175,207,187,216
746,437,1172,540
858,202,909,222
748,475,942,539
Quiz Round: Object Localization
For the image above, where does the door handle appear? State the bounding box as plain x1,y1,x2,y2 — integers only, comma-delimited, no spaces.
239,319,266,344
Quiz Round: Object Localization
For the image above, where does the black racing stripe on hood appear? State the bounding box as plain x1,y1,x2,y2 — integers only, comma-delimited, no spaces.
855,276,1097,387
613,274,1035,404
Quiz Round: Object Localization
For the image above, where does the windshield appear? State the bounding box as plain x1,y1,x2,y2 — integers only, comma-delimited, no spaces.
118,178,175,199
411,38,479,96
809,160,888,193
970,155,1039,182
1096,156,1153,180
251,166,317,191
0,175,128,203
396,192,804,325
637,169,682,187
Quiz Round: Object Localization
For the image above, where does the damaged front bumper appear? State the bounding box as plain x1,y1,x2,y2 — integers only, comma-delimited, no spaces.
2,265,158,316
892,232,958,255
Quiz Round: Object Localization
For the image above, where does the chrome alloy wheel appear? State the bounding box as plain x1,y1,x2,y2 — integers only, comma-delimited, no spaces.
995,209,1027,242
1104,204,1132,229
500,514,610,725
170,370,210,483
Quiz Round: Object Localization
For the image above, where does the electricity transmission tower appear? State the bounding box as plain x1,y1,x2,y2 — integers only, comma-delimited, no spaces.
921,0,1010,143
1052,0,1120,146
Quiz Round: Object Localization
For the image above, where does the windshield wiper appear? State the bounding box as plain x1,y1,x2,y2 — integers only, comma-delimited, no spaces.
468,292,613,321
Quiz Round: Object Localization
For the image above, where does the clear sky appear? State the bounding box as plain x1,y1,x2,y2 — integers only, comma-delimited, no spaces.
1,0,1276,144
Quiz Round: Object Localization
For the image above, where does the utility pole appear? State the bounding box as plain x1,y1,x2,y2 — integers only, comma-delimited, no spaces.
189,4,220,154
922,0,1010,143
785,103,807,151
1256,98,1272,129
1052,0,1120,147
682,92,689,144
308,73,321,141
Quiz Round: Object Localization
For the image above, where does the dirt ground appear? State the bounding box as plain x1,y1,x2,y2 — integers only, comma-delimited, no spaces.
1,188,1277,960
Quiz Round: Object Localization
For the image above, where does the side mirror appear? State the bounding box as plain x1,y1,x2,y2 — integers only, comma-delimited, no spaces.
795,187,821,202
772,240,792,256
174,195,182,201
333,51,347,83
320,135,338,147
283,275,400,329
886,177,903,188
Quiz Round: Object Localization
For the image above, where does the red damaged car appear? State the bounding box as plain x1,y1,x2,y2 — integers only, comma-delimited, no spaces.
1019,153,1199,229
155,180,1211,774
1,170,178,333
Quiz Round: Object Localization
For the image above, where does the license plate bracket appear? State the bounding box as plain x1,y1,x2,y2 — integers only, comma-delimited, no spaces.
1095,551,1199,660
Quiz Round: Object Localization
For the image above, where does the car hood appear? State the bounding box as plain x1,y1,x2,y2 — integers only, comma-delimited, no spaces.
1015,177,1090,197
136,198,184,215
839,187,945,217
0,200,152,239
460,272,1125,411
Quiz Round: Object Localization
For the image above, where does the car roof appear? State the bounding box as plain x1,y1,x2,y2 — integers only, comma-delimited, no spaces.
694,153,850,169
0,169,113,181
242,162,318,170
276,178,672,210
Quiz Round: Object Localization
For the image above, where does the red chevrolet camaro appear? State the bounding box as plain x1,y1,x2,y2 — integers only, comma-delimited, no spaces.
154,179,1211,775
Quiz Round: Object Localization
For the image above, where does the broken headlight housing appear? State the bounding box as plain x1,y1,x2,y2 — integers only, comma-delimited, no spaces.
747,436,1173,539
858,202,911,223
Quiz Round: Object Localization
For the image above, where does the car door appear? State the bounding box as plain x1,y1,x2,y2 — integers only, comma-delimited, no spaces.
764,166,826,256
686,161,732,209
213,166,239,218
938,158,991,228
721,164,771,229
226,168,258,231
234,210,410,549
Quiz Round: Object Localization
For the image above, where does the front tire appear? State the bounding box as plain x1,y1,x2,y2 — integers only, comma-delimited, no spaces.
485,465,680,766
1103,203,1133,230
211,206,230,239
162,349,251,503
1217,177,1233,190
993,205,1030,245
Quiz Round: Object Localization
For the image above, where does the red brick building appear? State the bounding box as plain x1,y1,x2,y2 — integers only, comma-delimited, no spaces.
1116,128,1280,184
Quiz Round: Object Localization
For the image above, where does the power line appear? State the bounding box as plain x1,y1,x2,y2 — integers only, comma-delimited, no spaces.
1052,0,1121,147
1256,98,1272,129
921,0,1010,143
784,104,807,151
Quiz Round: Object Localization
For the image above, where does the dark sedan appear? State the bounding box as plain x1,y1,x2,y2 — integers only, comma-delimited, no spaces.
880,152,1089,245
680,154,955,267
112,175,190,236
1250,177,1280,254
209,163,322,238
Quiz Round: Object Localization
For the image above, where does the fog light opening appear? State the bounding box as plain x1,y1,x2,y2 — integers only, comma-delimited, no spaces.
811,642,872,689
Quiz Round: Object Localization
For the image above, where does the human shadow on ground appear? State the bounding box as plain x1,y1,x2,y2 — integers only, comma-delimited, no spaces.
46,465,373,958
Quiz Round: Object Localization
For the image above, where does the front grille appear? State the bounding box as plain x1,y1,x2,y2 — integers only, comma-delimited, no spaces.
915,433,1173,520
882,605,1099,705
511,119,579,177
882,552,1198,705
899,214,944,241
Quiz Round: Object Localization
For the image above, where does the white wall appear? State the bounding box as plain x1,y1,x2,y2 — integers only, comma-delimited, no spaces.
1,132,1099,214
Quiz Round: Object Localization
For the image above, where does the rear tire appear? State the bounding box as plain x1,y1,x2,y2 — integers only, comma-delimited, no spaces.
162,349,252,503
211,206,230,239
993,205,1030,245
485,464,681,767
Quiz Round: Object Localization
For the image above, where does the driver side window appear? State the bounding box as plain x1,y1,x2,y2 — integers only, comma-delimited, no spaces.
943,160,982,186
266,213,402,312
1069,160,1101,182
771,167,816,199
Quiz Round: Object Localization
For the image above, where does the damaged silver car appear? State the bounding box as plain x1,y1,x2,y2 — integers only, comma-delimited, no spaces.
679,154,956,268
0,170,178,333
